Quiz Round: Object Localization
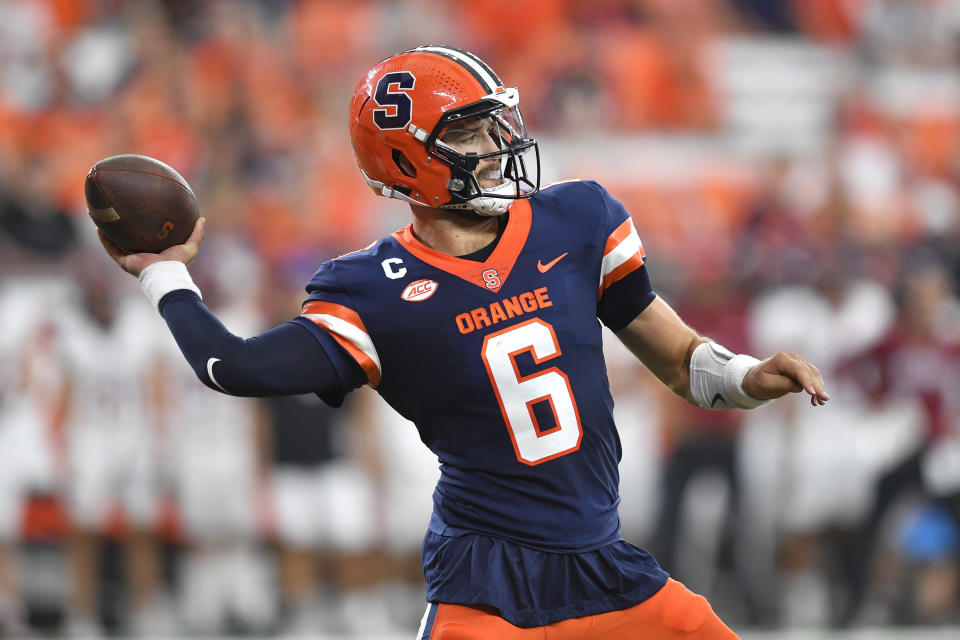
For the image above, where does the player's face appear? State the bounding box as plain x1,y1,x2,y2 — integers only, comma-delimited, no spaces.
903,266,951,333
440,116,503,190
83,285,115,328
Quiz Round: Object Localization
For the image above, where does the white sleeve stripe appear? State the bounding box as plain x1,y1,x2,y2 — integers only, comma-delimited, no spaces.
599,226,642,286
303,312,382,373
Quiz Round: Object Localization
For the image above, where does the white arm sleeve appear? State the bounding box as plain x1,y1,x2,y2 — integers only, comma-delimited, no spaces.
689,341,770,410
138,261,202,312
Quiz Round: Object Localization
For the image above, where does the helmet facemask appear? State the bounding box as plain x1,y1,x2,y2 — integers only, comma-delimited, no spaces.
426,90,540,216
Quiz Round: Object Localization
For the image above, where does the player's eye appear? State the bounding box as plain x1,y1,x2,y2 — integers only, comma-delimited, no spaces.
442,129,476,145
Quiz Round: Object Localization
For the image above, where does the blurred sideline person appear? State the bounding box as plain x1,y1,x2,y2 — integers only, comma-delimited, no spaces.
262,269,395,636
648,277,755,623
836,256,960,626
267,393,396,636
602,336,663,550
159,253,276,635
266,390,349,635
740,262,897,626
59,262,168,635
357,386,443,630
0,280,67,636
98,46,828,638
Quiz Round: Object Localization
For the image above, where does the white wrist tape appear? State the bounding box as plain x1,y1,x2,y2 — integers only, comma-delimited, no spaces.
689,341,770,410
138,261,202,312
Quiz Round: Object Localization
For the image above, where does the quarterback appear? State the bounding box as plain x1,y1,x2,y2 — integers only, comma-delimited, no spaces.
100,46,829,639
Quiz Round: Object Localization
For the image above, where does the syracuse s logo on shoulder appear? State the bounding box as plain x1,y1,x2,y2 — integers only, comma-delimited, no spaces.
402,279,438,302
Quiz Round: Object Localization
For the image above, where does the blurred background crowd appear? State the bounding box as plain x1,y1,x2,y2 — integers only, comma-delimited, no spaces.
1,0,960,637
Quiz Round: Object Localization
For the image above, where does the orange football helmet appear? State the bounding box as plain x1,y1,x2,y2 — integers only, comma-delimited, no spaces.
348,45,539,216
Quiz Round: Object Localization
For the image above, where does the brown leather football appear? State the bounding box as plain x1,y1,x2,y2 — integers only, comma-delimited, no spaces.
85,154,199,254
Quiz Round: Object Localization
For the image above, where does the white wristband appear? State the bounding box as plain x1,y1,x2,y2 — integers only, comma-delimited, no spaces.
138,261,202,312
689,341,770,410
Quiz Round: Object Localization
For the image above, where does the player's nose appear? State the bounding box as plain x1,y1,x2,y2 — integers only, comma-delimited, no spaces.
480,129,500,155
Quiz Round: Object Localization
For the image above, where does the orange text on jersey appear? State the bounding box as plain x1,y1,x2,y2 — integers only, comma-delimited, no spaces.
455,287,553,335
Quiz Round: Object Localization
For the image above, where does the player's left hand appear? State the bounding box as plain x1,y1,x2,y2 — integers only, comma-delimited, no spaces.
742,352,830,406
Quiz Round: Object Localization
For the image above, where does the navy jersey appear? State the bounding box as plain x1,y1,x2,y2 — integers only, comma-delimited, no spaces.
292,180,666,625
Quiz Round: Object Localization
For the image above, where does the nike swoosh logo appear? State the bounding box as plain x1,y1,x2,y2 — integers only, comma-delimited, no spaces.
206,357,229,393
711,393,724,408
537,252,568,273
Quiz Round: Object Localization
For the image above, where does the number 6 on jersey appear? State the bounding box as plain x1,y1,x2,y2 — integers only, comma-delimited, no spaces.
481,318,583,465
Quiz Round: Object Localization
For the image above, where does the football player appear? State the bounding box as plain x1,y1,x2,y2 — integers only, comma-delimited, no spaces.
0,280,67,637
59,262,168,635
834,258,960,625
98,46,829,639
158,265,275,635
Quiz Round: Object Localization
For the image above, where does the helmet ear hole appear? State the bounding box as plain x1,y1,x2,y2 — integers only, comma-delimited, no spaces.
392,149,417,178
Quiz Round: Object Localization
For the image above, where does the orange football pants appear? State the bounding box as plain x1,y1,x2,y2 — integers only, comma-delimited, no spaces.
423,578,739,639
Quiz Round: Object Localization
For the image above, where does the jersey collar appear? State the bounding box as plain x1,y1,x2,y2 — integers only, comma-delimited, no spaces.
393,199,532,293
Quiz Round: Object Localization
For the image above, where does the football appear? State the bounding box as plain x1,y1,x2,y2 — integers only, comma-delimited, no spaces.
85,154,199,254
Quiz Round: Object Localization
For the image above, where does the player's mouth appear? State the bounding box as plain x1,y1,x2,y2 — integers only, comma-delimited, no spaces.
477,168,503,189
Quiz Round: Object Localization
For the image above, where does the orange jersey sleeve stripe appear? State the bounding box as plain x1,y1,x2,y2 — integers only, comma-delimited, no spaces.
599,218,646,296
600,251,646,293
603,218,636,256
302,300,366,328
301,300,381,386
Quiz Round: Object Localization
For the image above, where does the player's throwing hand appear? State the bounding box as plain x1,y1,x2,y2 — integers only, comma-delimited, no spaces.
98,217,206,278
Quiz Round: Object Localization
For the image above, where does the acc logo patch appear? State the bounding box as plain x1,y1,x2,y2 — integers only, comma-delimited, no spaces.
402,279,438,302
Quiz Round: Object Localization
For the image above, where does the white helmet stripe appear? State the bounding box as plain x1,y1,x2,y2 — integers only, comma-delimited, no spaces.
453,46,503,86
412,45,500,93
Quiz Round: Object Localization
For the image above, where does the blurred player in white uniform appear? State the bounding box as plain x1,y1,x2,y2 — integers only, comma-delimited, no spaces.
602,332,662,548
739,270,897,626
0,277,66,635
157,237,277,634
160,256,276,634
262,268,397,635
272,385,441,634
266,391,342,635
268,392,389,635
645,280,755,623
361,387,443,631
836,257,960,625
59,264,168,635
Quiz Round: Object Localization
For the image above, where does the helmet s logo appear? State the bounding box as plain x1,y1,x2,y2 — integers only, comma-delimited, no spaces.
373,71,415,130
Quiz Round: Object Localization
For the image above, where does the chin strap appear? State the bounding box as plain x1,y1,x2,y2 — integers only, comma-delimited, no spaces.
360,170,424,207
